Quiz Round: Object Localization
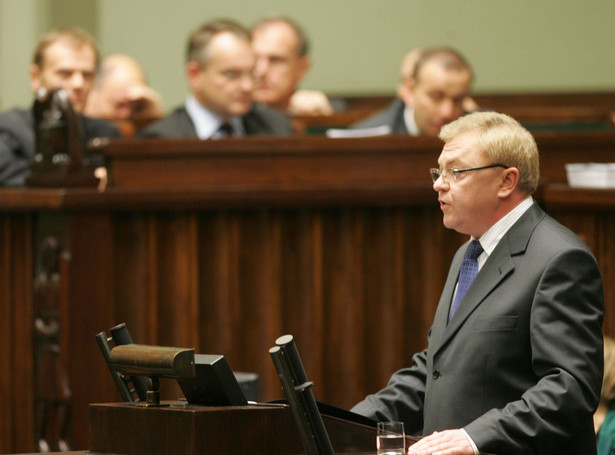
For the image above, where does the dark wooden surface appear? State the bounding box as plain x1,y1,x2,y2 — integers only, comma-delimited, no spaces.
89,402,385,455
2,132,615,453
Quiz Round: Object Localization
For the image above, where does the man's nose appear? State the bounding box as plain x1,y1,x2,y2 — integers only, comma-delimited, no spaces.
69,72,86,89
433,175,448,192
439,99,455,119
253,58,268,78
240,73,254,91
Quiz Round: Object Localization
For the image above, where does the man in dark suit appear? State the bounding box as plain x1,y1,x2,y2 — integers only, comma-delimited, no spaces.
352,48,473,137
140,20,293,138
352,111,604,455
0,27,120,186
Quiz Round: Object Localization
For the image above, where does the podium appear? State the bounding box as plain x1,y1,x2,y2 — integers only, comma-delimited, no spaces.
89,402,382,454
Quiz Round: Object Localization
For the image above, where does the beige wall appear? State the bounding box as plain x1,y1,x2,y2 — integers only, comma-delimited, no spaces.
1,0,614,111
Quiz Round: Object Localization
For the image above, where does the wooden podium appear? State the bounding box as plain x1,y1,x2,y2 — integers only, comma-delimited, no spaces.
89,401,383,454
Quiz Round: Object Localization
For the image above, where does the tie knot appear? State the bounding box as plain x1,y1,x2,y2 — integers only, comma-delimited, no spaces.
218,122,234,137
465,240,483,260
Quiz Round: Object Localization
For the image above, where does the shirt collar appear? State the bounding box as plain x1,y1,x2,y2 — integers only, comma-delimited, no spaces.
403,105,420,136
184,96,244,139
473,196,534,267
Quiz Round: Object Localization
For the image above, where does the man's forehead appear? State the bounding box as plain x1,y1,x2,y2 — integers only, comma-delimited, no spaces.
207,36,254,66
42,40,96,66
254,25,298,55
439,132,481,163
416,61,471,90
208,33,251,58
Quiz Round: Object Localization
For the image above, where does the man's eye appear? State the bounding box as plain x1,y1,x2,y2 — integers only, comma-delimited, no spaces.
429,92,445,103
222,71,240,80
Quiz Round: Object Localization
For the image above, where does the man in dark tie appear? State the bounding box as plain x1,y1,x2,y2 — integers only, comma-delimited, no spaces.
352,111,604,455
140,19,293,139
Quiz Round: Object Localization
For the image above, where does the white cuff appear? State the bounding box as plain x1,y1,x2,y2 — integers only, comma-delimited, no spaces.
461,428,479,455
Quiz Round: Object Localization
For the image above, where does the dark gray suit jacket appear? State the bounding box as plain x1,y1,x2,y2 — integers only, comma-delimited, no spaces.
138,103,294,138
352,203,604,455
351,98,409,134
0,108,120,186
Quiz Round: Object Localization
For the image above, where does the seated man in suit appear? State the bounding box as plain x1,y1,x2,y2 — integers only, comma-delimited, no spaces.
352,111,604,454
251,16,333,116
140,19,293,138
352,47,473,137
84,53,164,121
0,27,120,186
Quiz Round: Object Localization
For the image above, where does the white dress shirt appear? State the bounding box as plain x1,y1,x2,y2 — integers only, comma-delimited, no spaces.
184,96,244,139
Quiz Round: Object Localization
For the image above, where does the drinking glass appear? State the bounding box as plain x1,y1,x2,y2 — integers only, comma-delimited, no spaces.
377,421,405,455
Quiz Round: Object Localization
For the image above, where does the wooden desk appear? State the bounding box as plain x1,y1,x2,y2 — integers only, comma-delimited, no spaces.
89,401,385,455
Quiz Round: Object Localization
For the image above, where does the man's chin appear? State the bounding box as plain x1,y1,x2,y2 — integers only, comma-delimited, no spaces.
253,92,276,105
229,103,252,117
69,98,85,114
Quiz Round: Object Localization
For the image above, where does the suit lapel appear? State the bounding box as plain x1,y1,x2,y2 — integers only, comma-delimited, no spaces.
431,203,546,355
178,109,199,137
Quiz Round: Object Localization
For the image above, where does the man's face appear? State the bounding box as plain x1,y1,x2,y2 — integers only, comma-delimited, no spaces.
433,131,505,238
252,22,309,111
403,61,471,137
97,66,148,119
188,32,255,120
29,40,97,114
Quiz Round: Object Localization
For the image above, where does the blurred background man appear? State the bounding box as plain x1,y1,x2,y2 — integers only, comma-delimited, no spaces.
84,53,164,121
0,27,120,186
251,16,333,116
140,19,293,138
353,47,474,136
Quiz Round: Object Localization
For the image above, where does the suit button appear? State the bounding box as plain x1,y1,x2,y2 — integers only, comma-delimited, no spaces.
432,370,440,379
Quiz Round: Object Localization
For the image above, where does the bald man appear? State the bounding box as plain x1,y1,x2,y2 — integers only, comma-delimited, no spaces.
84,54,163,120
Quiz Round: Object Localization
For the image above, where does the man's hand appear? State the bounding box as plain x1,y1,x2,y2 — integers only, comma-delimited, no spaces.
408,429,474,455
123,85,163,117
289,90,334,116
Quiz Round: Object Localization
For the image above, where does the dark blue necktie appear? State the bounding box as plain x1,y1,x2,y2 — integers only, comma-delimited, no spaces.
218,122,234,137
449,240,483,320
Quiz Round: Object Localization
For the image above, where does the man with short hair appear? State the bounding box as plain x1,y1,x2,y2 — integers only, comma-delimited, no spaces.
0,27,120,186
84,53,163,121
140,19,293,138
352,111,604,455
251,16,332,116
353,47,473,137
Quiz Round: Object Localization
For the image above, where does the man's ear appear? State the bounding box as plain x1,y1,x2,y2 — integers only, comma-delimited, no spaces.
295,55,310,82
498,167,520,198
399,77,415,108
185,61,202,91
29,64,42,92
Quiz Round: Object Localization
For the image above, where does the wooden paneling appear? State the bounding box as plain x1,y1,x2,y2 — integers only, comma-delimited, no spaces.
0,214,34,452
2,132,615,453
